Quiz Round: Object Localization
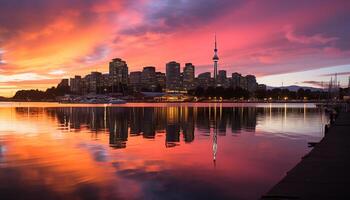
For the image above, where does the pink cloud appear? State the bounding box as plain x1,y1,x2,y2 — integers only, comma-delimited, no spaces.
284,25,338,45
0,0,350,97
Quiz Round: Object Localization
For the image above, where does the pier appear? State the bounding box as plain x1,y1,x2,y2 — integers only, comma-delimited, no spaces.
261,108,350,199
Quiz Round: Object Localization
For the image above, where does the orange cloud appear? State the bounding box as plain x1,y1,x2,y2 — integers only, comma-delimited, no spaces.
0,0,350,97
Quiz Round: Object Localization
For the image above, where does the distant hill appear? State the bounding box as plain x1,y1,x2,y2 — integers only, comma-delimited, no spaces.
266,85,324,92
0,96,10,101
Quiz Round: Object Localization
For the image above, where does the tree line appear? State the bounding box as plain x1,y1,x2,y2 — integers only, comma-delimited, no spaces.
10,85,349,101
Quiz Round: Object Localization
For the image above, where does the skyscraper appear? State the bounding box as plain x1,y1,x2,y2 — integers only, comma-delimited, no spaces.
218,70,227,87
89,72,102,94
166,61,181,92
240,76,247,90
141,66,157,91
231,72,241,89
183,63,195,90
156,72,166,91
109,58,128,92
213,35,219,86
246,75,258,92
70,75,82,94
129,71,142,92
198,72,211,89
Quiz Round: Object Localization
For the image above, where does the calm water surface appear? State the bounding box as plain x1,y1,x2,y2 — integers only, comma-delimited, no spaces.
0,103,327,200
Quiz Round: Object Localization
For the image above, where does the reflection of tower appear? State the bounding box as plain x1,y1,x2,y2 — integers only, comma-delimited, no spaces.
213,105,218,163
213,34,219,86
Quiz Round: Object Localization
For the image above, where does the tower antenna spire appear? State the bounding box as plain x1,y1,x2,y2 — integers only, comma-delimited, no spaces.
215,33,217,50
213,34,219,86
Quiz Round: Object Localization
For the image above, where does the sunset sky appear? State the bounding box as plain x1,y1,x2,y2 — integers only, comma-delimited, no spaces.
0,0,350,97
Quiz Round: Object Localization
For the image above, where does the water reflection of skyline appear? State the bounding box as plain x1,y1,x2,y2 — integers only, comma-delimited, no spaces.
14,105,324,149
0,104,327,200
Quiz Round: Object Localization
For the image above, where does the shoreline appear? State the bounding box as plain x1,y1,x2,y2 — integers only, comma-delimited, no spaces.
0,101,324,108
261,105,350,199
0,100,342,104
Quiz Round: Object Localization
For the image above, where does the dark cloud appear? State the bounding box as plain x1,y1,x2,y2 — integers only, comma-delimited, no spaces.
302,80,329,88
0,49,4,65
120,0,244,36
76,44,110,64
298,2,350,51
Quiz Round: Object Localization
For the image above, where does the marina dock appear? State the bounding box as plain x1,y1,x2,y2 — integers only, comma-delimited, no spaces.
261,109,350,199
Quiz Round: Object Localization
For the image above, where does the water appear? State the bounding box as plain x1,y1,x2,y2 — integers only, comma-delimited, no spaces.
0,103,328,200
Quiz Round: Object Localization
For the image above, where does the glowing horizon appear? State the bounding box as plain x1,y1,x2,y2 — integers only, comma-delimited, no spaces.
0,0,350,97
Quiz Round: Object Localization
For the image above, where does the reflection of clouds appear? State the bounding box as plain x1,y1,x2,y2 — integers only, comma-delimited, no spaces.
0,144,6,163
0,165,115,200
77,142,109,162
113,164,239,200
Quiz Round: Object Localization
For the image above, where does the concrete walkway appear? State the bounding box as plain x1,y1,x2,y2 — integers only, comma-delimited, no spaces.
261,111,350,200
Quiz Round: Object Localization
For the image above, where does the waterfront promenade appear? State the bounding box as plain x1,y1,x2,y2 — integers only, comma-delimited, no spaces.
261,110,350,199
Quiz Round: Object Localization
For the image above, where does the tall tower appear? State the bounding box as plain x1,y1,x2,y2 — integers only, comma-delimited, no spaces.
213,35,219,86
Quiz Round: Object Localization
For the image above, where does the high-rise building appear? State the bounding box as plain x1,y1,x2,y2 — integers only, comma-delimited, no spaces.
240,76,247,90
198,72,211,89
141,66,157,91
217,70,227,87
156,72,166,91
101,73,112,93
129,71,142,92
231,72,241,88
89,72,102,94
70,75,82,94
246,75,257,92
109,58,128,91
183,63,195,90
213,35,219,86
166,61,181,91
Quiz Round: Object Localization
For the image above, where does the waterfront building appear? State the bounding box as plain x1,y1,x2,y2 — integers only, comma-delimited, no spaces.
89,72,102,94
183,63,195,90
246,75,258,92
213,35,219,86
240,76,247,90
129,71,142,92
141,66,157,91
217,70,228,88
101,73,112,93
231,72,241,88
156,72,166,91
198,72,211,89
80,75,90,95
70,75,82,94
109,58,128,92
166,61,181,92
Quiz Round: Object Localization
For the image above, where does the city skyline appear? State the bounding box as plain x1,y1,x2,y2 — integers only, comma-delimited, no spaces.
61,53,260,96
0,0,350,97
